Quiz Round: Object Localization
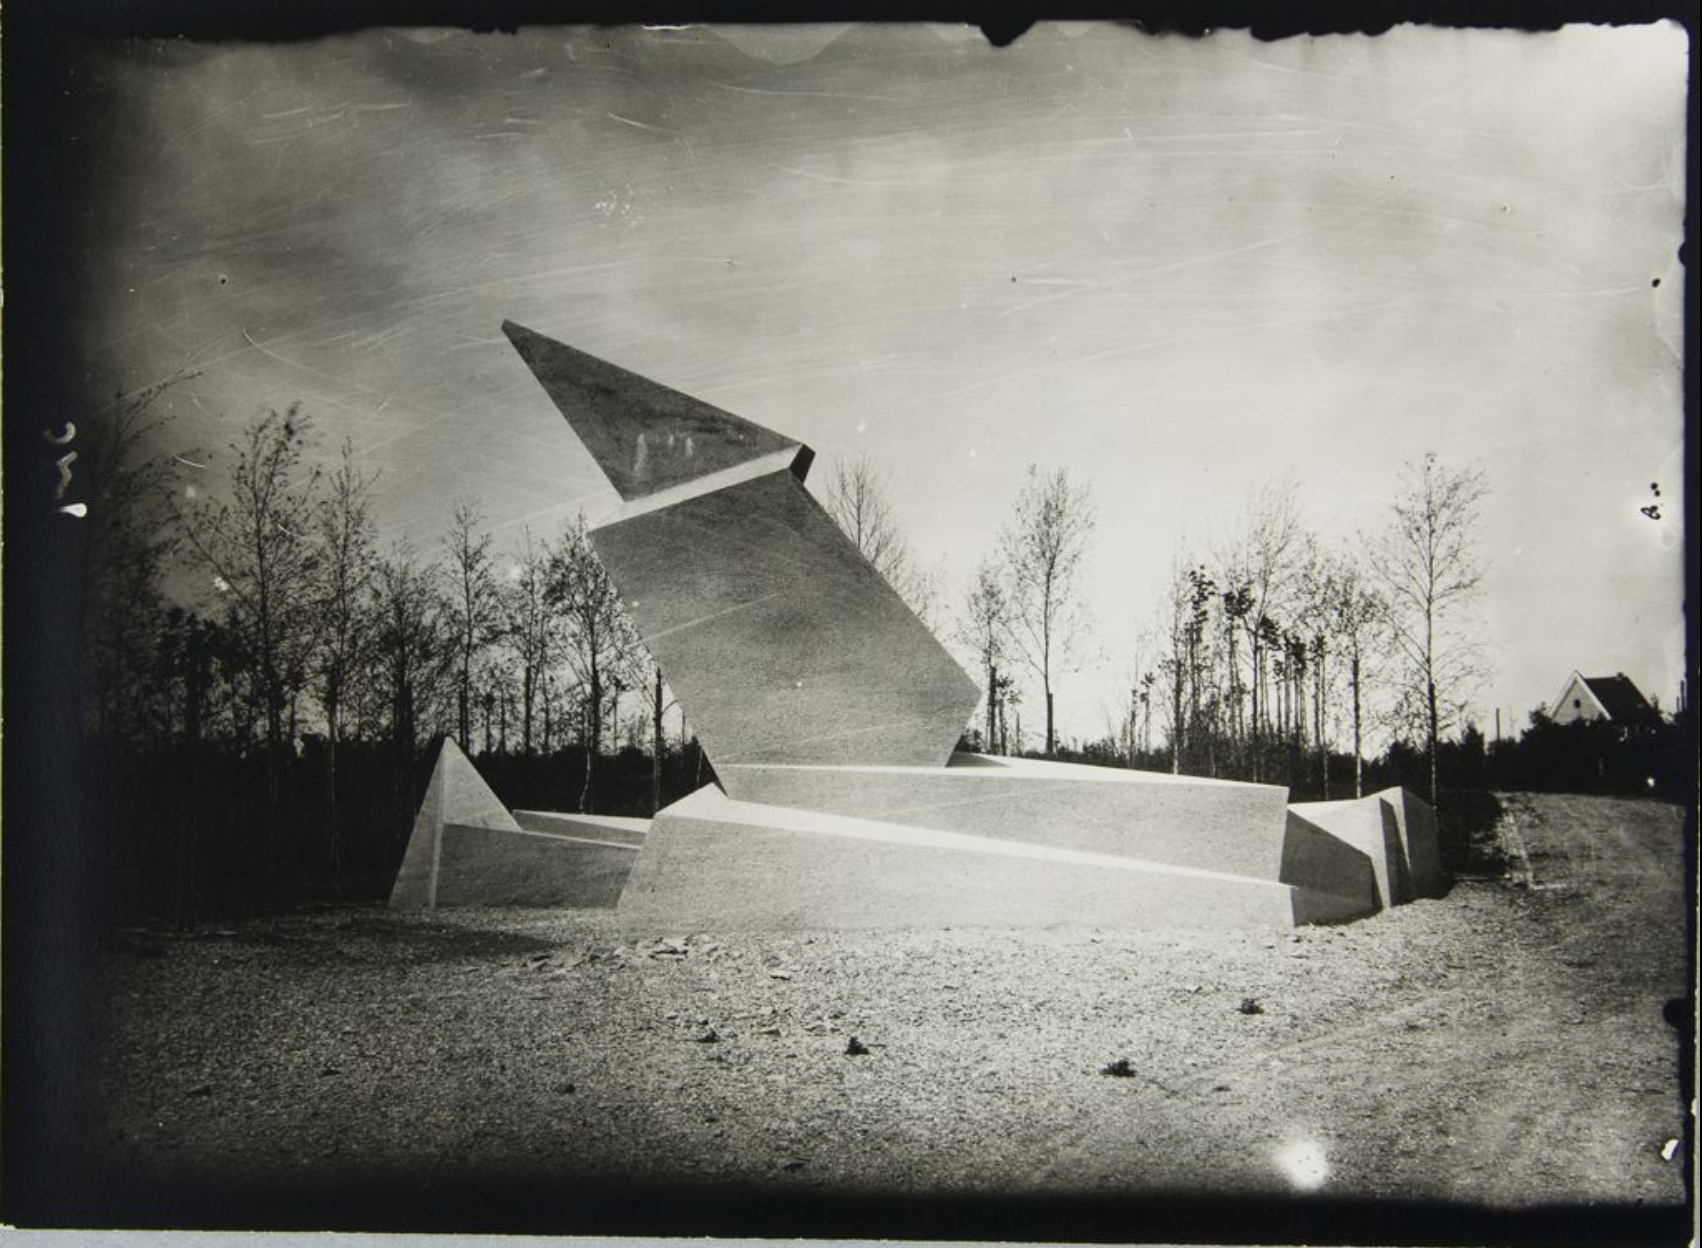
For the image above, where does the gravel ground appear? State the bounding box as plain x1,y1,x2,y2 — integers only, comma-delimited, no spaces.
73,792,1692,1239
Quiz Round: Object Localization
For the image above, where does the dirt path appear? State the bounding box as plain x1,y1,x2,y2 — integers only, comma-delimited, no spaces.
71,792,1691,1235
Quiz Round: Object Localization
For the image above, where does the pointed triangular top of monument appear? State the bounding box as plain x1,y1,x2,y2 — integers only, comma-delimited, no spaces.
434,736,521,832
503,320,810,501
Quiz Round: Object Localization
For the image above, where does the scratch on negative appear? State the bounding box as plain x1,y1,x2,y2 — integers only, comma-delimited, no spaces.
710,82,903,103
607,112,670,133
642,592,783,644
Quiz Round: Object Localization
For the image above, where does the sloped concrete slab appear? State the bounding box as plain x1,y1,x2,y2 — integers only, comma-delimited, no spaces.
432,822,641,909
513,809,650,848
617,785,1370,933
591,467,979,769
718,754,1297,880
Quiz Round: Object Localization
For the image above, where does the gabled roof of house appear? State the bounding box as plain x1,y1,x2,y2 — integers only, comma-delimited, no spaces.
1578,673,1657,721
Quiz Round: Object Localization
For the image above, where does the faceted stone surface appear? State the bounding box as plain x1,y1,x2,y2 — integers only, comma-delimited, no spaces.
1376,786,1447,899
512,809,650,847
503,320,805,501
432,820,642,909
591,467,980,768
1286,787,1446,906
718,754,1296,878
1279,810,1383,913
390,739,647,909
616,785,1372,933
389,738,522,907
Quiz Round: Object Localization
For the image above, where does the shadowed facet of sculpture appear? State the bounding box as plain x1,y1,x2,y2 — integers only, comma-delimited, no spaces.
501,320,811,501
504,320,980,770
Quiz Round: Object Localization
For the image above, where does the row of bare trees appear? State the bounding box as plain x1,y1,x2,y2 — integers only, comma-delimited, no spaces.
920,451,1489,809
1130,459,1488,805
957,466,1098,759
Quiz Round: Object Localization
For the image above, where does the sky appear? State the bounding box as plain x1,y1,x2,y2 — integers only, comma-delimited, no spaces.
70,21,1688,748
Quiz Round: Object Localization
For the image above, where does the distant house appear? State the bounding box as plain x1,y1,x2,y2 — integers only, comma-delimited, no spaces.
1549,672,1661,730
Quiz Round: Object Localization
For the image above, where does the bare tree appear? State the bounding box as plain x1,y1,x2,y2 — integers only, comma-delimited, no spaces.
444,499,500,753
311,440,377,893
1374,454,1490,808
500,528,554,757
1215,478,1307,780
370,539,450,832
79,376,195,740
183,405,322,886
957,558,1011,754
546,516,644,812
818,452,940,620
1153,555,1195,774
1000,465,1095,758
648,664,680,813
1320,551,1387,799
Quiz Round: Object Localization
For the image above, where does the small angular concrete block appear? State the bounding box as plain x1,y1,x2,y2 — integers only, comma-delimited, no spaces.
1286,788,1448,906
1280,810,1383,913
616,785,1372,933
390,739,646,909
1375,787,1447,899
1284,799,1406,907
591,468,980,768
390,738,524,908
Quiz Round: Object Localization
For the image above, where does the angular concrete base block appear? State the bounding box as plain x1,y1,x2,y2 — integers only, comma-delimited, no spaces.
1287,788,1447,906
719,755,1376,915
390,738,647,909
1375,787,1447,899
616,785,1374,934
429,819,645,909
718,753,1301,879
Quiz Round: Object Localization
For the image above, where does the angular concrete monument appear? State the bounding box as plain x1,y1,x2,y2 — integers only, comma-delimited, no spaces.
618,785,1373,933
481,321,1444,931
503,320,979,770
390,738,644,909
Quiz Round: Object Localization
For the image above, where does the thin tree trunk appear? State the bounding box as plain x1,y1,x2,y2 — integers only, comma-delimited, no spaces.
1427,677,1440,809
1352,651,1364,799
652,665,665,815
326,695,342,899
579,668,602,814
458,655,471,749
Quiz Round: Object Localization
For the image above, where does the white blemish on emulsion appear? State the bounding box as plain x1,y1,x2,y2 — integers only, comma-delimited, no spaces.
1274,1137,1330,1191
